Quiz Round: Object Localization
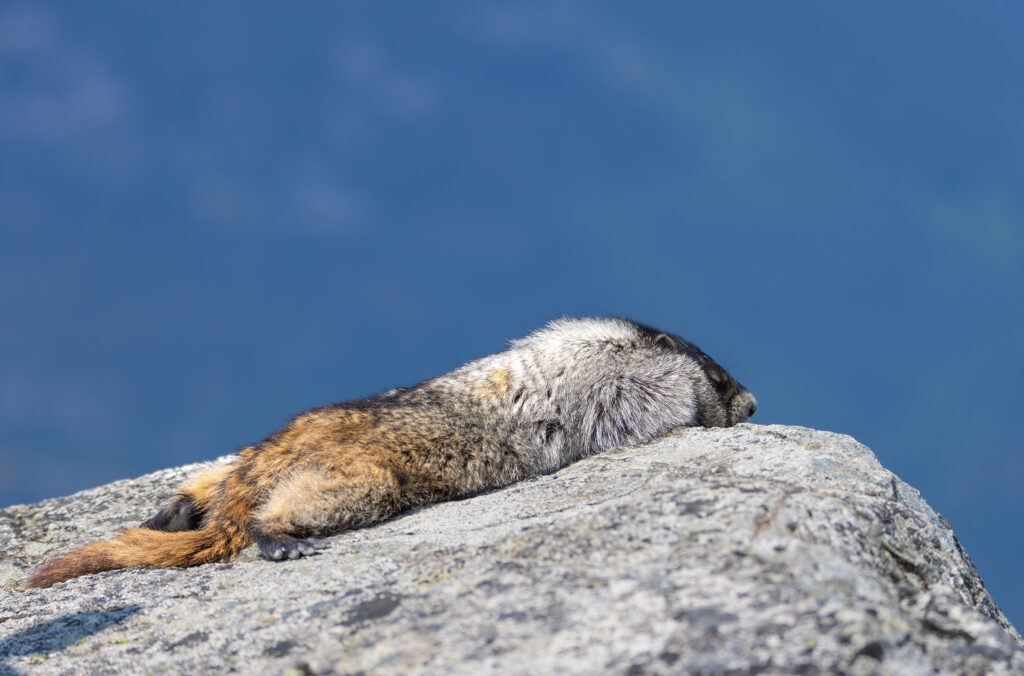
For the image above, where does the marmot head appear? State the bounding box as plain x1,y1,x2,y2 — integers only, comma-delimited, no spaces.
516,317,757,434
635,323,757,428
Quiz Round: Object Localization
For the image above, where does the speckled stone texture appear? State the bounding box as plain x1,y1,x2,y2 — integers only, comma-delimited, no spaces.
1,424,1020,675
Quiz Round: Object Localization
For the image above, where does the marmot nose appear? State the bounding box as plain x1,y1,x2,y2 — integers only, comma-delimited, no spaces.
747,400,757,418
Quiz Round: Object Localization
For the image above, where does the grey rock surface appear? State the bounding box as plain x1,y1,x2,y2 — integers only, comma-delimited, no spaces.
0,424,1020,675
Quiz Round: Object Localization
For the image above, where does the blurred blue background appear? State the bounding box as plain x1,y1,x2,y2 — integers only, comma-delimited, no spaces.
1,2,1021,624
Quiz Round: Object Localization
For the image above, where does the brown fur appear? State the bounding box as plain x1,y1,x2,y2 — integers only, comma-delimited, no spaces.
23,529,234,589
25,408,458,588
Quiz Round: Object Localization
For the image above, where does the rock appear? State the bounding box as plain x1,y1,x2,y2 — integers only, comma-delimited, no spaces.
0,424,1020,675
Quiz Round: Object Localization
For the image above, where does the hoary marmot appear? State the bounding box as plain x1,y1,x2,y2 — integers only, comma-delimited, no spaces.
26,317,756,588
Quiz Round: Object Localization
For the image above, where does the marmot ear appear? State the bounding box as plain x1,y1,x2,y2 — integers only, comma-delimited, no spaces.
654,333,676,351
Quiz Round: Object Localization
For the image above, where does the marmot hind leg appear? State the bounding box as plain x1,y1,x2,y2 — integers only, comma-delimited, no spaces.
248,462,405,560
141,463,235,531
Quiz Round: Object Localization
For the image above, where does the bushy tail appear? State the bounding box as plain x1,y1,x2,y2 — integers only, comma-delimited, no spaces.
24,523,250,589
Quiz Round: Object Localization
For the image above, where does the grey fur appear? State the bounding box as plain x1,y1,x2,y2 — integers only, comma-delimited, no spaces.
421,317,757,488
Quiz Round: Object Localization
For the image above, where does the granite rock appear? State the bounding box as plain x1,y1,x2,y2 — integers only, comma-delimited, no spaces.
0,424,1020,675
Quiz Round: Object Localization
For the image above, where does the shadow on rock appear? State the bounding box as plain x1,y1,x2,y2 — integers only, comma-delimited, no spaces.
0,605,142,674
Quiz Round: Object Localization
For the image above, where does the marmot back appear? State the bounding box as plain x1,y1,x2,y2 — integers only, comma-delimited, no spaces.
26,317,756,588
